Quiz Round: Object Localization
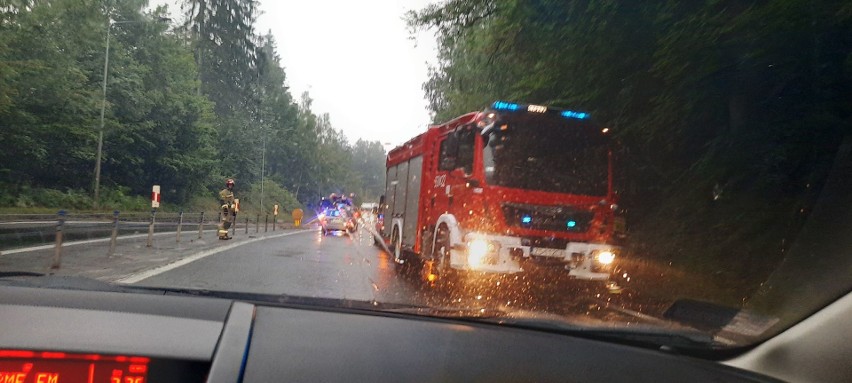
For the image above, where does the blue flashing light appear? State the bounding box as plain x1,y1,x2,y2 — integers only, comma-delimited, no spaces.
566,220,577,228
492,101,520,111
521,215,532,224
561,110,590,120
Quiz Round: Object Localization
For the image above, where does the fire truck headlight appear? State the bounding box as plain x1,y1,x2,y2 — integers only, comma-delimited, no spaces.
468,239,489,266
595,251,616,265
467,239,500,266
468,252,484,267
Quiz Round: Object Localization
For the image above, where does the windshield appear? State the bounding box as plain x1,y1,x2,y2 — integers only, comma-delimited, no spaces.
483,114,609,195
1,0,850,356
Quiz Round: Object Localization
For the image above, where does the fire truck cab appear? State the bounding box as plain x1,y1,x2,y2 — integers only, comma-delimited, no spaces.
379,101,624,284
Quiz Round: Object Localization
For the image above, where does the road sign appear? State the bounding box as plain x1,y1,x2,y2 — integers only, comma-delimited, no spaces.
151,185,161,208
273,204,279,216
234,198,240,213
292,208,303,227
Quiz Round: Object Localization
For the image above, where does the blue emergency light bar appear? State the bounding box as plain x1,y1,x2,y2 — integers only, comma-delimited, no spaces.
491,101,590,120
492,101,520,111
561,110,589,120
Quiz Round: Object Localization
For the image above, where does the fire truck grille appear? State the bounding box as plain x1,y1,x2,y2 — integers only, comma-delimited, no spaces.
502,203,594,233
520,236,570,249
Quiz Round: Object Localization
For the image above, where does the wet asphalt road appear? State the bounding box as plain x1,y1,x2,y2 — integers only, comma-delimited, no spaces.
133,225,668,326
136,226,424,305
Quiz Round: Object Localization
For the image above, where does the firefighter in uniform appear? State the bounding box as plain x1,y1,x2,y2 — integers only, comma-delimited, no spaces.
218,178,236,240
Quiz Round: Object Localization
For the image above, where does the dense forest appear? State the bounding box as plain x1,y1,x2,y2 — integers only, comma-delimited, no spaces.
0,0,387,213
408,0,852,301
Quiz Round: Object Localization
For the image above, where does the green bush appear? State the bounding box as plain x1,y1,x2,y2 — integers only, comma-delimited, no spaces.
1,186,148,211
98,187,149,211
14,187,92,209
240,180,301,216
0,183,305,216
180,195,221,213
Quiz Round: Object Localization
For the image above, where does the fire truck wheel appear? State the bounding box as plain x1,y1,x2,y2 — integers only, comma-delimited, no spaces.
391,227,422,276
391,227,406,267
433,225,459,288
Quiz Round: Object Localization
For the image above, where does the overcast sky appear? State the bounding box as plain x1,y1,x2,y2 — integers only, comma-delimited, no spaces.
150,0,438,148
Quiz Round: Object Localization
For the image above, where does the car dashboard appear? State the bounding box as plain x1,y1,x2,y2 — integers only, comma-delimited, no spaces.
0,285,781,382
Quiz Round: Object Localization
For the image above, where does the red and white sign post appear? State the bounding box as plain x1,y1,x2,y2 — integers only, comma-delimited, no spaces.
151,185,161,208
147,185,160,247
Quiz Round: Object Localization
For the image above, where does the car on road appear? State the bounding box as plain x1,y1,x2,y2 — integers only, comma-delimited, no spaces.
320,209,349,235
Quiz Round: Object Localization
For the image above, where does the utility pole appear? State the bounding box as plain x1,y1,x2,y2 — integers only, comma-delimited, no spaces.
93,18,112,210
93,16,170,209
260,114,266,214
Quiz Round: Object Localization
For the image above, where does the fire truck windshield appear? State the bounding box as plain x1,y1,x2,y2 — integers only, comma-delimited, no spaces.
482,114,609,196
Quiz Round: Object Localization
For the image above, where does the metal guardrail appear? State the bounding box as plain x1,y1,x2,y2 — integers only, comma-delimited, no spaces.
0,211,215,249
0,211,213,267
0,210,300,269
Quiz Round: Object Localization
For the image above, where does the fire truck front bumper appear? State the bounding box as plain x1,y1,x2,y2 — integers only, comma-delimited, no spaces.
449,233,618,281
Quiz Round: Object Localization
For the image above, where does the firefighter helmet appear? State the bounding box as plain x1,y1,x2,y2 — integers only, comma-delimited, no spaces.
226,178,235,187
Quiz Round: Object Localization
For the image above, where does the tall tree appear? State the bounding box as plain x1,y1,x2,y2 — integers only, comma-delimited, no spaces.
180,0,260,114
348,139,387,200
0,0,217,205
102,4,217,203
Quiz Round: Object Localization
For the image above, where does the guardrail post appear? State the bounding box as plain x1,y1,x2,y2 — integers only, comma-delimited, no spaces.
245,216,249,234
176,211,184,243
232,214,237,238
198,211,204,239
273,215,277,231
146,209,156,247
265,214,269,232
108,210,119,257
49,210,66,270
256,214,260,233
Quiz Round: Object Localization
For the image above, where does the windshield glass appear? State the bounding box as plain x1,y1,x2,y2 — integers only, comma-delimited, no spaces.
1,0,850,355
483,114,608,195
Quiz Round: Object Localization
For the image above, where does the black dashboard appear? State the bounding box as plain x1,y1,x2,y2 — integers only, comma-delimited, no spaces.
0,285,780,382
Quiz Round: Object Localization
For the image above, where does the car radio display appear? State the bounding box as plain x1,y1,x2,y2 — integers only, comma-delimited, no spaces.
0,350,148,383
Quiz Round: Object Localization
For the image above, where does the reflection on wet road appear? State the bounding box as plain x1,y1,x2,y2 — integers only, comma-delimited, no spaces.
135,225,669,327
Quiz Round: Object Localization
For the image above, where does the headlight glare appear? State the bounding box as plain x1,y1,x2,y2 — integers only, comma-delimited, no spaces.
596,251,615,265
468,239,489,259
467,239,499,266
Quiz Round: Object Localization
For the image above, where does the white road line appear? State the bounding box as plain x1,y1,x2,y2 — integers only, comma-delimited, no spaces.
114,229,315,284
0,231,215,255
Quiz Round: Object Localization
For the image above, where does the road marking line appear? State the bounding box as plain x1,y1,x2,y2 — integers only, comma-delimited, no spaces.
114,229,314,284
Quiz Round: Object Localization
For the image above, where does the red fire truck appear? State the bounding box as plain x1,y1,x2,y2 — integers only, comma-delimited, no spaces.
377,101,625,285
